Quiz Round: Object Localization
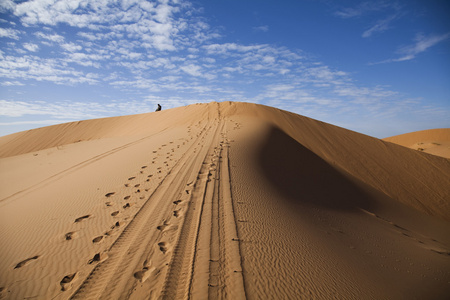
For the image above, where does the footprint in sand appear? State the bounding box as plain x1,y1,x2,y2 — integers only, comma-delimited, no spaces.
124,183,130,187
14,256,39,269
124,195,131,200
105,192,115,197
111,211,119,217
157,221,169,231
173,200,182,205
105,202,113,207
88,252,108,264
128,177,136,180
65,232,76,240
92,236,103,243
173,210,180,217
60,273,77,291
158,242,168,254
134,261,154,283
141,166,147,169
123,203,130,209
105,222,121,236
74,215,91,223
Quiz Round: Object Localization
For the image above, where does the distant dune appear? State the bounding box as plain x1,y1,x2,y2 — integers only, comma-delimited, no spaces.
384,128,450,159
0,102,449,299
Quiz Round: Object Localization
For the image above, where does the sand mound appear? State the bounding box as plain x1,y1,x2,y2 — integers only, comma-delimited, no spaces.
0,102,449,299
384,128,450,159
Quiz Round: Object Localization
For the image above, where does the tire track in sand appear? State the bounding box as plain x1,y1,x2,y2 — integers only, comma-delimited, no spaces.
159,120,225,299
161,116,246,299
187,121,246,300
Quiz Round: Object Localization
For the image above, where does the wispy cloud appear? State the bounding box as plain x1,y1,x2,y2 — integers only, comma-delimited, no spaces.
395,32,450,61
335,1,401,38
0,80,24,86
180,64,203,77
35,32,65,43
334,1,394,19
0,53,99,84
372,32,450,64
253,25,269,32
362,14,397,38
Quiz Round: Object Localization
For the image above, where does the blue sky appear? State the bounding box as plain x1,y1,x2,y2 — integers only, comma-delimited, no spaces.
0,0,449,138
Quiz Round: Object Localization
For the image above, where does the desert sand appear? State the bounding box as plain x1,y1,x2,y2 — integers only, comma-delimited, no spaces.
0,101,449,299
384,128,450,159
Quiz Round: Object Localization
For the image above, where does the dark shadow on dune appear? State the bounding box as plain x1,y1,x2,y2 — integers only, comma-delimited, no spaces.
258,126,376,211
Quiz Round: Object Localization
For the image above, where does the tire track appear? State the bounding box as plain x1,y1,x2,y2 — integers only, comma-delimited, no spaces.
160,116,246,300
191,121,246,299
219,129,246,299
159,120,224,299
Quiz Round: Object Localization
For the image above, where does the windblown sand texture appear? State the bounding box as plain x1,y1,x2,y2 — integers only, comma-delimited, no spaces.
0,102,449,299
384,128,450,159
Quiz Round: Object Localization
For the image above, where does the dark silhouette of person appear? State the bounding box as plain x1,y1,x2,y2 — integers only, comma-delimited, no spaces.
155,104,161,111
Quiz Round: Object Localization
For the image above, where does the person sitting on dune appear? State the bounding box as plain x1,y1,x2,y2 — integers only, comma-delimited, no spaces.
155,104,162,111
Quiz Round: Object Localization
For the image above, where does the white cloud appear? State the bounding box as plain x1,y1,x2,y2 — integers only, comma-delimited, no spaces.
335,1,394,18
306,66,348,83
373,32,450,64
253,25,269,32
77,31,98,41
0,80,24,86
0,54,99,84
395,32,450,61
204,43,265,55
335,2,401,38
61,42,82,52
180,64,202,77
12,0,189,52
362,14,397,38
0,0,14,12
35,31,64,43
0,27,21,39
23,43,39,52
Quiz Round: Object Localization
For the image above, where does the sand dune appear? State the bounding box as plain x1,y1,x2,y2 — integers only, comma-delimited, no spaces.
0,102,449,299
384,128,450,159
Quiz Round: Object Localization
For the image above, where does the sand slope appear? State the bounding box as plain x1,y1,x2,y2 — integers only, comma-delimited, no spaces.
0,102,449,299
384,128,450,159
